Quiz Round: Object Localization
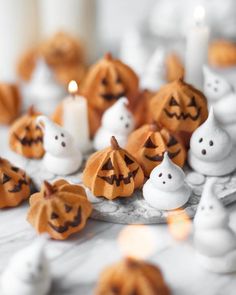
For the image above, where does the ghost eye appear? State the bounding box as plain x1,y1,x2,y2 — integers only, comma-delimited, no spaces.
55,135,58,140
120,116,124,120
168,174,172,179
169,97,179,106
209,140,214,146
158,173,162,177
102,78,108,86
188,96,197,107
51,212,59,219
199,138,203,143
124,155,134,165
101,158,114,170
61,133,64,137
144,137,157,148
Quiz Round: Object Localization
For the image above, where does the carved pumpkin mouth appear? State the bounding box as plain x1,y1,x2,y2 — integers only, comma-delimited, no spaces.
163,107,201,121
48,207,82,233
98,167,139,186
101,92,126,102
14,133,43,146
145,150,181,162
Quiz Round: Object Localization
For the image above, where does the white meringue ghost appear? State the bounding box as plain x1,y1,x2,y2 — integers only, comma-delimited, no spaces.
141,47,167,91
203,66,236,142
143,153,191,210
25,58,65,115
188,108,236,176
37,115,82,175
194,178,236,273
93,97,135,150
1,236,51,295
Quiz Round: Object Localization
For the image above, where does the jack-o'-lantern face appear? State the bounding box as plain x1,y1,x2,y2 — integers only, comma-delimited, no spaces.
40,32,84,66
0,158,30,208
27,180,92,240
9,107,44,159
81,53,139,112
83,136,144,200
126,124,186,176
150,79,208,133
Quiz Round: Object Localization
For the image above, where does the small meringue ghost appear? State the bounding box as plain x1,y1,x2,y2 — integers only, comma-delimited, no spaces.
194,178,236,273
1,236,51,295
37,115,82,175
203,66,236,142
93,97,135,150
141,47,167,91
188,108,236,176
25,58,65,115
143,152,191,210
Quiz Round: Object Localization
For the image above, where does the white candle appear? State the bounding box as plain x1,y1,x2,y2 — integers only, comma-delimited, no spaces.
0,0,38,82
38,0,96,63
63,81,91,153
185,6,210,90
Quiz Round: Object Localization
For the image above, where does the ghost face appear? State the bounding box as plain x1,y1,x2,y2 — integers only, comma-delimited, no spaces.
190,127,232,161
150,160,185,192
203,69,232,101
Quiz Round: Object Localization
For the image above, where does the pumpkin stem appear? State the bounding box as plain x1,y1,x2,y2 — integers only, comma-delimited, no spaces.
110,136,120,150
43,181,55,199
104,52,112,61
28,105,36,116
125,257,139,269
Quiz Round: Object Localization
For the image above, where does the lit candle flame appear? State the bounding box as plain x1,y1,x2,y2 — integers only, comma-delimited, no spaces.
194,6,205,25
68,80,78,95
118,225,157,260
167,210,192,241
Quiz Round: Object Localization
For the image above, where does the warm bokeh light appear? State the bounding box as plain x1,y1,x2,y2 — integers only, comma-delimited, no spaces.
167,210,192,241
194,6,205,23
118,225,157,260
68,80,78,94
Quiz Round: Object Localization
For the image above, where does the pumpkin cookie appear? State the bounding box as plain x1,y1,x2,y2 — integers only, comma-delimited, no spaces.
166,53,184,82
126,123,186,177
0,83,21,125
95,257,170,295
27,180,92,240
9,106,44,159
209,40,236,68
0,158,30,208
83,136,144,200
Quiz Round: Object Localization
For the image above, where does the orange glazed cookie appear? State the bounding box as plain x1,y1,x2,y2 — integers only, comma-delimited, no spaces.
150,78,208,133
209,40,236,68
27,179,92,240
80,53,139,114
0,158,30,208
126,123,186,176
83,136,144,200
0,83,21,125
95,258,171,295
9,106,44,159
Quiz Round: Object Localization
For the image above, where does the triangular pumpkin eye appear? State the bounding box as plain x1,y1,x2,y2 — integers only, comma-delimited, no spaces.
64,204,73,213
101,158,114,170
188,96,197,107
51,212,59,219
2,173,11,184
144,137,157,148
169,96,179,106
167,136,178,147
124,155,134,165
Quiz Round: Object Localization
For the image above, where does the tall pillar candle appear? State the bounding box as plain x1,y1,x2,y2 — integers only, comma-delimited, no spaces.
63,81,91,153
0,0,38,82
38,0,97,63
185,6,210,90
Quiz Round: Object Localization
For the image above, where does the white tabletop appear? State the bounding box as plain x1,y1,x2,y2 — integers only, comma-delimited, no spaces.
1,126,236,295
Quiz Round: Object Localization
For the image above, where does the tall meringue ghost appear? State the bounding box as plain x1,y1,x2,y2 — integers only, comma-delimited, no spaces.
37,115,82,175
188,108,236,176
1,236,51,295
203,66,236,142
25,58,65,115
194,178,236,273
141,47,167,91
143,152,191,210
93,97,135,150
